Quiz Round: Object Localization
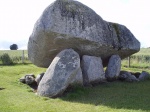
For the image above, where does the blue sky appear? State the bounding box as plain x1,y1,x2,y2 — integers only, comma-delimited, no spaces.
0,0,149,49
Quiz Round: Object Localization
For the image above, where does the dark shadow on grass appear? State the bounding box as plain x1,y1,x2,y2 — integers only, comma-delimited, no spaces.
0,63,32,66
28,82,38,90
60,81,150,111
0,88,5,90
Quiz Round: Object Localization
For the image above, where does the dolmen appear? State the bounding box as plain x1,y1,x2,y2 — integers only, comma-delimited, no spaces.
25,0,144,97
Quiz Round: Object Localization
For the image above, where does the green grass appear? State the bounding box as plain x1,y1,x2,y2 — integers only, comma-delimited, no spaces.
122,48,150,68
0,48,150,112
0,50,30,64
0,64,150,112
135,48,150,55
0,50,28,57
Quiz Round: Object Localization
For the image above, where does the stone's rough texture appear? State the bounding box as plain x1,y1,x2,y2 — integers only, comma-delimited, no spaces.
35,73,45,85
28,0,140,68
118,73,127,81
20,74,38,91
119,71,139,82
71,68,83,85
20,74,36,85
25,74,36,85
37,49,80,97
139,71,150,81
81,55,105,85
105,55,121,81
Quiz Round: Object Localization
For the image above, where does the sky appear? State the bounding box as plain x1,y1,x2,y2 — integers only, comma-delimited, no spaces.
0,0,150,50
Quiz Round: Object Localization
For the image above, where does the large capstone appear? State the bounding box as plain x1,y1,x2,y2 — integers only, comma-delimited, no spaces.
37,49,80,97
28,0,140,68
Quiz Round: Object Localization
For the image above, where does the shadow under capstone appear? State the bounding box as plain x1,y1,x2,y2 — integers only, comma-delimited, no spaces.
0,88,5,90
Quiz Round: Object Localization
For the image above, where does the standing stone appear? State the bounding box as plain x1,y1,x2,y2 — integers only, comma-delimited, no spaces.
105,55,121,81
37,49,80,97
81,55,105,85
28,0,140,68
71,68,83,85
20,74,38,91
139,71,150,81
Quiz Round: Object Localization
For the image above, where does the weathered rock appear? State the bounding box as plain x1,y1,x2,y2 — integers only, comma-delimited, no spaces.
28,0,140,68
139,71,150,81
20,74,36,85
19,74,38,92
131,72,141,78
37,49,80,97
119,71,139,82
25,74,36,85
105,55,121,81
118,72,127,81
35,72,45,85
81,55,105,85
70,68,83,85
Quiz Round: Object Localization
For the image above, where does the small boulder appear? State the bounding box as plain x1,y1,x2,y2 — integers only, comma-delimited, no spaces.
139,71,150,81
118,73,127,81
35,72,45,85
37,49,80,97
25,74,36,85
20,74,36,85
119,71,139,82
131,72,141,78
105,55,121,81
81,55,105,85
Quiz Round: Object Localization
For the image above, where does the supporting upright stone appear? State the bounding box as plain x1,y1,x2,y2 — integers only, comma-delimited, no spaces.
70,68,83,85
81,55,105,85
105,55,121,81
37,49,80,97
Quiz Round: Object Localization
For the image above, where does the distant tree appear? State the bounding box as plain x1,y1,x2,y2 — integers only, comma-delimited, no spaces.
10,44,18,50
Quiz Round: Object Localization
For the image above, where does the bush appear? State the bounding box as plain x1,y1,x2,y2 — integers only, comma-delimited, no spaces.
1,53,13,65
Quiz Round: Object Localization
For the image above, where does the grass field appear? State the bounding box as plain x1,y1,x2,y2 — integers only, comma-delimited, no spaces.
0,50,30,64
0,64,150,112
0,50,28,57
0,48,150,112
122,48,150,68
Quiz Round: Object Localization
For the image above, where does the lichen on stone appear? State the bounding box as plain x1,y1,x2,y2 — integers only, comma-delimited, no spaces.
112,23,120,38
